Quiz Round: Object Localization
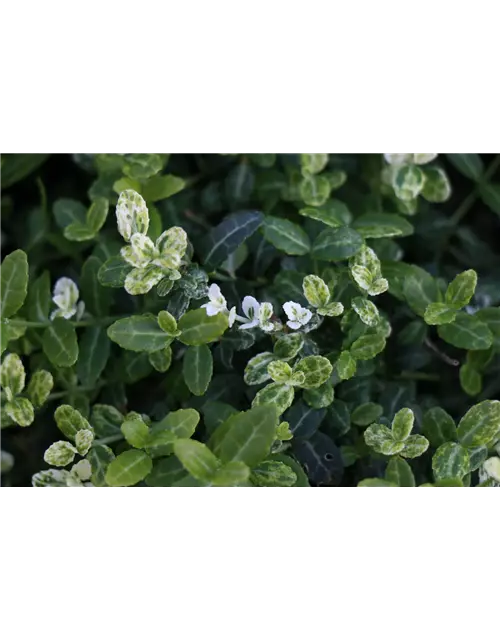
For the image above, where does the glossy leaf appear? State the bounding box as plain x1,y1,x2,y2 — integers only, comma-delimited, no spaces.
107,315,172,352
1,250,29,319
263,216,311,256
76,327,110,387
42,318,78,367
433,443,470,481
438,313,492,351
456,400,500,447
105,450,153,487
183,344,213,396
178,309,228,345
199,211,263,270
311,227,363,261
210,405,278,467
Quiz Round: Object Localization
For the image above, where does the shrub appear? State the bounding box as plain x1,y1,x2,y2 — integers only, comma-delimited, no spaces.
1,152,500,487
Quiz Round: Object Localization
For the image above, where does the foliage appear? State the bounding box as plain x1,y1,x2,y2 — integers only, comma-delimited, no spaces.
2,152,500,487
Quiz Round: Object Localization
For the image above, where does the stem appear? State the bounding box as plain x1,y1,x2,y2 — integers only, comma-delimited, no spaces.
424,337,459,367
396,371,440,382
438,154,500,261
9,315,126,329
0,382,107,402
94,434,124,447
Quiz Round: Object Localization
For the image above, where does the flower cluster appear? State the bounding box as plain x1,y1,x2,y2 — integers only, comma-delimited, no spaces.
50,277,85,321
116,189,188,295
202,284,314,332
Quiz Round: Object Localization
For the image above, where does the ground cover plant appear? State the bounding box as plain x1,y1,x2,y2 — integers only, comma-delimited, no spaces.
1,153,500,487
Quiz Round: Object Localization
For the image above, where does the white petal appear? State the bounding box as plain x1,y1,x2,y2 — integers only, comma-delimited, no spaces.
208,283,222,302
287,320,302,330
202,302,220,317
228,307,236,328
260,321,274,333
283,301,300,321
53,277,79,311
299,308,313,325
239,319,259,330
242,296,260,319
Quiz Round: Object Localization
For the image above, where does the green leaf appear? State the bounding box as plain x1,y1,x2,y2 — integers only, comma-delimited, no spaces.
210,405,278,467
391,407,414,441
1,352,26,396
53,198,86,229
311,227,363,261
303,275,330,308
300,153,329,175
105,450,153,487
364,424,404,455
64,222,95,241
199,211,264,270
212,461,251,487
351,297,379,327
91,404,123,438
385,457,415,487
107,315,172,353
225,163,255,208
267,360,293,383
42,318,78,367
422,407,457,447
263,216,311,256
252,382,295,415
399,435,429,459
76,327,110,387
1,250,29,319
183,344,213,396
467,445,488,473
145,409,200,458
292,355,333,389
445,269,477,308
351,402,383,427
121,416,150,448
44,441,77,467
303,382,334,409
27,270,51,322
5,397,34,427
148,346,172,373
178,309,228,346
26,370,53,408
424,302,457,325
273,334,304,359
478,182,500,215
446,153,483,181
81,256,110,316
173,439,219,482
402,268,439,316
358,478,397,487
145,456,186,487
456,400,500,447
350,334,386,360
336,351,357,380
352,213,414,238
1,154,49,188
299,200,352,228
432,442,470,481
300,175,331,206
157,310,180,336
87,197,109,233
244,352,276,385
87,444,115,487
438,313,492,351
75,429,94,455
97,255,132,288
251,460,297,487
54,404,92,441
459,364,482,396
142,174,185,202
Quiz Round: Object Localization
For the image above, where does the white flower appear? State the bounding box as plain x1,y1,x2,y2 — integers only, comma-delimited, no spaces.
50,278,84,320
239,296,260,330
283,301,312,330
228,306,236,328
201,283,227,317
